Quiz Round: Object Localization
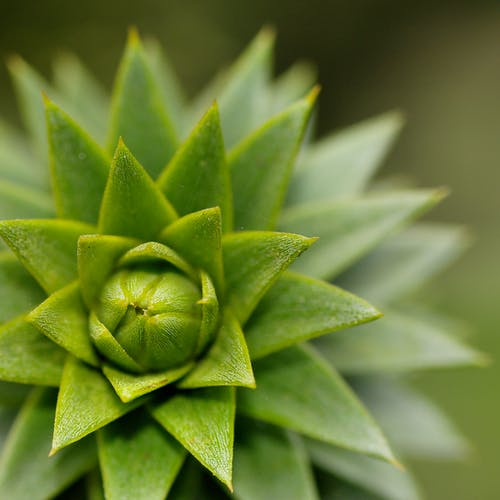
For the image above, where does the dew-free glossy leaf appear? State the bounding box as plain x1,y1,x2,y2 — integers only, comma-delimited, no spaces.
98,141,177,239
287,111,404,206
98,410,186,500
223,231,315,324
179,311,254,389
108,31,178,178
46,99,110,224
0,219,94,294
151,386,235,490
0,388,97,500
318,309,485,374
0,179,53,220
103,362,193,403
355,378,469,460
0,252,45,323
338,223,469,304
246,271,381,360
280,190,446,280
0,317,66,386
307,440,420,500
28,282,99,366
78,234,139,308
233,422,318,500
196,271,219,355
229,91,317,230
52,357,145,453
157,105,232,231
159,207,224,292
238,344,395,463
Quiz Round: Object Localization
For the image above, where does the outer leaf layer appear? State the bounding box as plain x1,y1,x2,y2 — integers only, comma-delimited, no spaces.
0,179,53,220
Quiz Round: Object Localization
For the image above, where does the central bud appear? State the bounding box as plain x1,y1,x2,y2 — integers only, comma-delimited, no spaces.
95,267,203,372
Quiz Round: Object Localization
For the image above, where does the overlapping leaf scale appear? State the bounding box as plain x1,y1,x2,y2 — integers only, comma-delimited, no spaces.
245,270,381,360
229,90,317,231
0,388,97,500
280,189,446,280
107,30,178,179
238,344,395,464
287,111,404,206
151,387,235,490
317,308,485,374
98,409,186,500
157,104,233,232
233,421,318,500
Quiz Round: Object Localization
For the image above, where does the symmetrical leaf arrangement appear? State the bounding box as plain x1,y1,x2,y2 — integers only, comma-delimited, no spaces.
0,28,484,499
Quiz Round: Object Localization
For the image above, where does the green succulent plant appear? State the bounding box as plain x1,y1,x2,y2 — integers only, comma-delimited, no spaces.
0,28,484,500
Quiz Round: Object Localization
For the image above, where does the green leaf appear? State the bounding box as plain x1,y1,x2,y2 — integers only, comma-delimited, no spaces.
338,223,469,305
98,140,177,239
86,469,105,500
307,440,420,500
52,357,145,454
98,409,186,500
0,252,45,323
157,105,233,231
107,30,178,178
246,271,381,360
0,219,94,294
287,111,404,206
238,344,395,463
280,190,446,280
191,28,274,148
0,388,97,500
0,179,54,220
233,422,318,500
196,271,220,355
317,309,486,374
52,52,109,142
355,377,469,460
229,90,317,230
168,458,204,500
46,98,110,224
159,207,224,292
0,317,66,386
151,386,235,490
78,234,139,309
102,362,193,403
223,231,316,324
179,310,255,389
28,282,99,366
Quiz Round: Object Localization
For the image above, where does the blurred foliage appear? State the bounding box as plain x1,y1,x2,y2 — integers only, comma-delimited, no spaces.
1,0,499,497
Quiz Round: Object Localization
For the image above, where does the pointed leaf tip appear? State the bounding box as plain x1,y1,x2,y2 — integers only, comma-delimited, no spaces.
127,26,140,45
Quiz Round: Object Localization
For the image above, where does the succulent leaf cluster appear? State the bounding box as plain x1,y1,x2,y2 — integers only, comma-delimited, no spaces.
0,28,483,499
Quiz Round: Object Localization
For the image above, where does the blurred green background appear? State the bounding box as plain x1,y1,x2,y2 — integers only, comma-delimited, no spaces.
1,0,499,497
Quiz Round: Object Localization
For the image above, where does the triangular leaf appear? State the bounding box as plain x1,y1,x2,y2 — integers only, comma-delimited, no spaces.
229,90,317,230
196,271,219,356
98,409,186,500
179,310,255,389
0,219,94,294
158,207,224,293
0,317,66,387
246,271,381,360
107,30,178,178
102,362,193,403
0,179,53,220
0,388,97,500
238,344,395,463
280,189,446,280
46,99,110,224
157,105,233,231
78,234,139,308
151,386,235,490
317,309,486,374
28,282,99,366
52,357,145,454
233,421,318,500
0,252,45,323
287,111,404,206
98,140,177,239
223,231,315,324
